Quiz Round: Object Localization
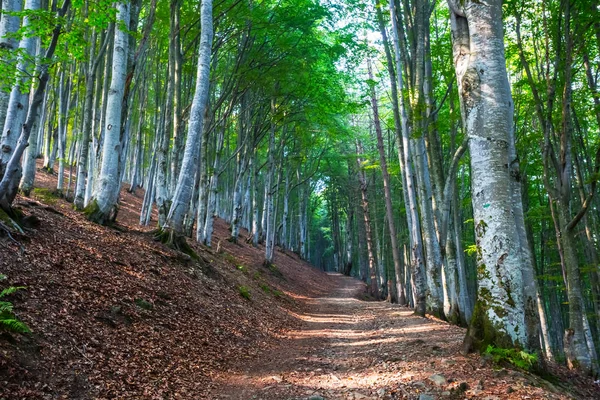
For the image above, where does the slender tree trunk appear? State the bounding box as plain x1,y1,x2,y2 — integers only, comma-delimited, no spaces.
0,0,40,194
87,1,130,224
203,123,225,246
367,57,406,304
0,0,22,138
162,0,213,239
0,0,70,210
356,140,379,298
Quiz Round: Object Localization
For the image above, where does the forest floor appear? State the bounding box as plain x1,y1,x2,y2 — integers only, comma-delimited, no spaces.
212,274,598,400
0,162,599,399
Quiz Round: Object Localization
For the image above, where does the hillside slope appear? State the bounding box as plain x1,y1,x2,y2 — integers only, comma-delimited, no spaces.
1,169,599,400
0,170,338,399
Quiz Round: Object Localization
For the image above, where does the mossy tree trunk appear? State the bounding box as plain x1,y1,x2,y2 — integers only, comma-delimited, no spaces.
448,0,531,352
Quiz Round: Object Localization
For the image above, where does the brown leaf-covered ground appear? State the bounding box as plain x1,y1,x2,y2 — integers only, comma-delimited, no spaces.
1,164,599,399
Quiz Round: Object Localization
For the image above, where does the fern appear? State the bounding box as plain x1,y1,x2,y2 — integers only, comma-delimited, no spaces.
0,278,30,334
1,286,25,298
0,318,30,333
485,345,538,371
0,301,15,313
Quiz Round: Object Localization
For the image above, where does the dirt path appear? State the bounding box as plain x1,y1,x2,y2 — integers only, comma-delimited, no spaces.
211,273,573,400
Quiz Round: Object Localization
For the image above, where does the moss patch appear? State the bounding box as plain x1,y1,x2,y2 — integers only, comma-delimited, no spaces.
84,200,118,226
32,188,59,205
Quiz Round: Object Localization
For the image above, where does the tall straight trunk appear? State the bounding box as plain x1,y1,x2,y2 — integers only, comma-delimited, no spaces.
56,65,73,193
203,123,225,246
155,73,170,226
195,122,210,242
251,147,259,246
162,0,213,237
230,116,247,242
264,120,276,264
389,0,427,316
0,0,22,135
140,143,158,225
413,136,444,317
453,180,472,323
20,43,46,195
169,0,184,193
0,0,40,185
280,167,290,249
128,115,144,193
356,140,380,298
448,0,531,352
87,1,130,224
298,183,308,259
367,57,406,304
75,28,111,209
344,206,354,276
0,0,71,209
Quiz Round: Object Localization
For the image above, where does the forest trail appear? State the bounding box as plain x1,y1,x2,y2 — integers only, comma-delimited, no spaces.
0,166,597,399
213,275,571,400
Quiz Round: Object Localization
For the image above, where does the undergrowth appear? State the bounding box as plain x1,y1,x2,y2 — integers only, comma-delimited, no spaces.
0,274,30,334
238,286,251,300
484,345,538,371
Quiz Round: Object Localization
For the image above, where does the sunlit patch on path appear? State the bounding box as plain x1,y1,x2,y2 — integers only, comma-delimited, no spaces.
210,273,570,400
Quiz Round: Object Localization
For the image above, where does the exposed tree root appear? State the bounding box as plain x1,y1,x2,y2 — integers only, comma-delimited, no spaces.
84,200,118,226
153,227,199,260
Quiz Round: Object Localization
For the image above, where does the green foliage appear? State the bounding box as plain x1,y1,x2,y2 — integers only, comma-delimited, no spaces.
32,188,59,205
222,252,237,265
0,275,31,334
236,265,248,274
259,283,283,297
465,244,478,257
238,286,251,300
484,345,538,371
134,298,153,310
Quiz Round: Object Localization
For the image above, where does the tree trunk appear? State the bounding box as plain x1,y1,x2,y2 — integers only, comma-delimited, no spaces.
87,1,130,224
367,56,406,305
162,0,213,239
448,0,530,352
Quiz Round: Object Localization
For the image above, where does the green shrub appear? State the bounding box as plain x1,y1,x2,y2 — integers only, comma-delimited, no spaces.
134,298,154,310
259,283,270,293
0,275,30,334
238,286,251,300
484,345,538,371
259,283,283,298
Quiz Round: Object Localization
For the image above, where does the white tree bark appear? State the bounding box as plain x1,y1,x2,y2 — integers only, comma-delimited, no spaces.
389,0,427,316
75,28,111,209
87,1,130,223
1,0,39,171
203,124,225,246
163,0,213,235
448,0,529,351
0,0,22,134
20,40,45,195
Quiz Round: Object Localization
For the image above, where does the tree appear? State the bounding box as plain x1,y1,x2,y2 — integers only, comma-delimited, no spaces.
447,0,537,352
86,1,131,224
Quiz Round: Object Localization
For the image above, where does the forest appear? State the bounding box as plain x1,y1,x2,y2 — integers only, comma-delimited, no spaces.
0,0,600,398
